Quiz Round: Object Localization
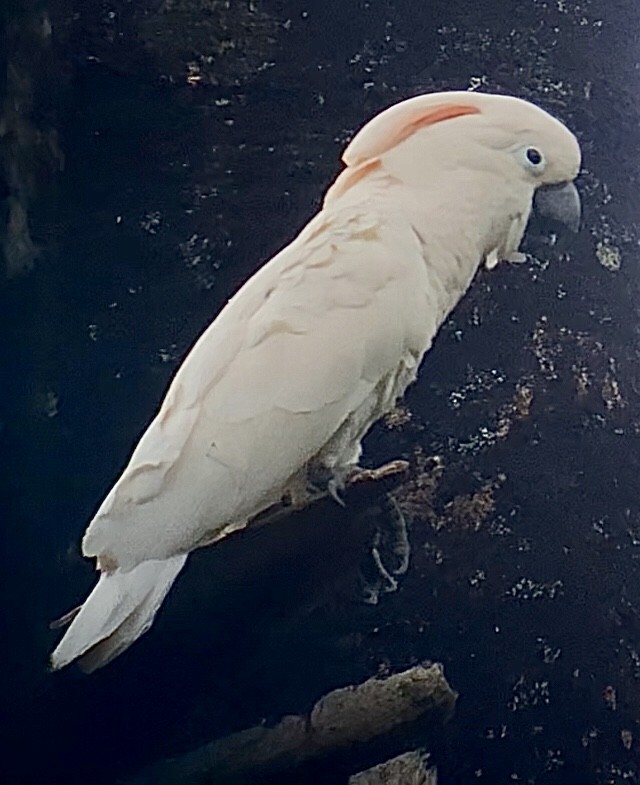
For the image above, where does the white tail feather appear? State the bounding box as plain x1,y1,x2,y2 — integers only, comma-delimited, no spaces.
50,554,187,672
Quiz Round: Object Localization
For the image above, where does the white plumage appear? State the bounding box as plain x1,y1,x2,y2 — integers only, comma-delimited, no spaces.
51,91,581,671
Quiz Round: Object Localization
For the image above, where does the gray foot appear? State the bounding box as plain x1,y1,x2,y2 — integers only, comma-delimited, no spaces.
359,495,410,605
307,463,360,507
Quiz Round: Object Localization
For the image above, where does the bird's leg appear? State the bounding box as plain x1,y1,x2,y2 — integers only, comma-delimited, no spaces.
306,462,361,507
306,461,410,604
359,494,411,605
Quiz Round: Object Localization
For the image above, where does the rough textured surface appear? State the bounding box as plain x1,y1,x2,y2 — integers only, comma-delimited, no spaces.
2,1,640,784
349,750,437,785
130,664,454,784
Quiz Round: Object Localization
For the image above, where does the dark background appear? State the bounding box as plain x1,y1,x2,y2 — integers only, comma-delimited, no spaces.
2,1,640,783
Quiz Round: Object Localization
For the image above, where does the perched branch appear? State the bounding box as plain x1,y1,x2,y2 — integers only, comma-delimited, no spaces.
246,460,411,533
129,663,456,785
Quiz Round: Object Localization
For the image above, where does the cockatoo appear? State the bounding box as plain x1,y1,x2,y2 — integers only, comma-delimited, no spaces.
51,91,581,671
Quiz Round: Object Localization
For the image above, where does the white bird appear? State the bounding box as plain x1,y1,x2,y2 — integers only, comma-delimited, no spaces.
51,91,581,671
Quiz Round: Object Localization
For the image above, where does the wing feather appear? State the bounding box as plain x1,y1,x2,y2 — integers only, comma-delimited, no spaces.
83,207,432,565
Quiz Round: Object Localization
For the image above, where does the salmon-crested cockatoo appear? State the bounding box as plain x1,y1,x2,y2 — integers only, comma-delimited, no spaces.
51,91,581,671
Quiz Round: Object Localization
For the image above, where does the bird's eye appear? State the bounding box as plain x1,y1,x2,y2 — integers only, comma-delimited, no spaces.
525,147,543,166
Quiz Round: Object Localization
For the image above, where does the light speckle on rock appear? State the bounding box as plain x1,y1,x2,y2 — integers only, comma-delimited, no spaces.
595,239,622,271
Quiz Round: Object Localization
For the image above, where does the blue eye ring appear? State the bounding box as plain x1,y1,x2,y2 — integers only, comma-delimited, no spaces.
526,147,543,166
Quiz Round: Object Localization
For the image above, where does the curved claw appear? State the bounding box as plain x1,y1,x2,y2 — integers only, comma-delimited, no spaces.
327,477,346,507
306,463,360,507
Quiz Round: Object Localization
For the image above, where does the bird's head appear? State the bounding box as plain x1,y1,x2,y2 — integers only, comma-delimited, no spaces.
331,91,581,237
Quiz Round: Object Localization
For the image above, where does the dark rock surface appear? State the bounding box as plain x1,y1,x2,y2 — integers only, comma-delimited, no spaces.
2,1,640,783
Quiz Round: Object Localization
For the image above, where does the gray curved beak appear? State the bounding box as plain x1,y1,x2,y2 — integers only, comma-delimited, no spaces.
533,181,581,233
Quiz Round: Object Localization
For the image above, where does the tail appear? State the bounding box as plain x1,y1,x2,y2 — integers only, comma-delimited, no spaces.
50,554,187,673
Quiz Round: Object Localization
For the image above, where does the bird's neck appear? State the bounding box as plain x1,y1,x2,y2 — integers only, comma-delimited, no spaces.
381,181,494,325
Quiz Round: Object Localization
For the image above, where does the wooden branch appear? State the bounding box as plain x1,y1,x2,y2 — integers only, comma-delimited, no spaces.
129,663,456,785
